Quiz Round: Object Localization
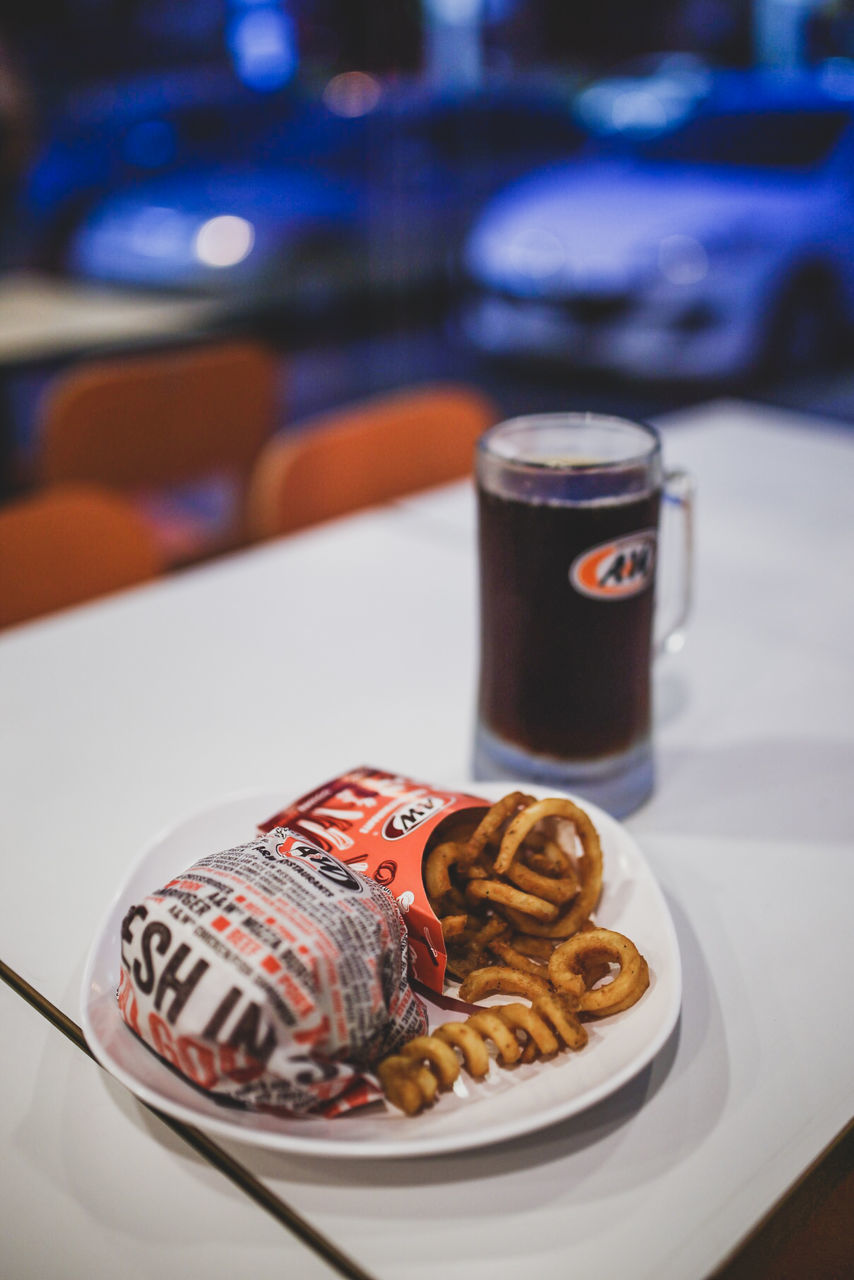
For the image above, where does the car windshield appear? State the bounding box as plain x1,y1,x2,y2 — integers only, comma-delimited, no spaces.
612,107,852,171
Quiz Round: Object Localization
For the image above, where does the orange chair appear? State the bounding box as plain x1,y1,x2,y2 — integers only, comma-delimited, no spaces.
245,383,499,540
36,340,279,564
0,484,163,630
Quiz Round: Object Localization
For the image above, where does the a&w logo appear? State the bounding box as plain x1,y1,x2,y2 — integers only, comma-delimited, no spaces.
570,530,656,601
382,793,449,841
277,835,364,892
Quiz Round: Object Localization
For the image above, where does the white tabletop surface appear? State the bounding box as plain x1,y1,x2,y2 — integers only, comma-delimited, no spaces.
0,981,339,1280
1,397,852,1279
0,271,223,364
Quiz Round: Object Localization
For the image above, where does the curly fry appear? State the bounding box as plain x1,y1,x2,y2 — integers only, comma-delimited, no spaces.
377,1056,439,1115
524,837,575,876
503,904,589,938
465,878,558,922
471,915,509,947
439,913,469,939
504,803,604,936
400,1034,461,1089
587,957,649,1015
549,928,647,1015
509,933,559,961
465,1011,522,1065
424,840,479,903
445,947,486,981
466,792,535,859
458,964,552,1005
432,1022,491,1077
532,993,588,1051
518,1038,539,1064
489,935,550,978
505,858,578,905
496,801,603,935
497,1003,560,1057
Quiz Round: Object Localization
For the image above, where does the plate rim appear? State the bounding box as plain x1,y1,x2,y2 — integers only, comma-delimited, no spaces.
80,781,682,1159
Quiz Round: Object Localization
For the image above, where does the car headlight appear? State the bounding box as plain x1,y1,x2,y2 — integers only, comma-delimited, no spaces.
194,215,255,268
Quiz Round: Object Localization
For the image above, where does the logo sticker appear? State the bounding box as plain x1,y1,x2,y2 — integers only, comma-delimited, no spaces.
382,793,449,840
279,839,364,892
570,530,656,601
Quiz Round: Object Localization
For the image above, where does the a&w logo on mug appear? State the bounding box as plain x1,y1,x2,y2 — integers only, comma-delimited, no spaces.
570,530,657,601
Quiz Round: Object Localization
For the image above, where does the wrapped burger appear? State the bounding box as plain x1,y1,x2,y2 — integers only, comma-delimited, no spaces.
117,825,427,1115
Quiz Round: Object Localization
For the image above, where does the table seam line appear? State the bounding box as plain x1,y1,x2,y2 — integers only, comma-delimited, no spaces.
0,957,378,1280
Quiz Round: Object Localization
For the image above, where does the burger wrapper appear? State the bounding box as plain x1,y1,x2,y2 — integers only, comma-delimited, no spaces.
258,765,493,993
117,826,427,1116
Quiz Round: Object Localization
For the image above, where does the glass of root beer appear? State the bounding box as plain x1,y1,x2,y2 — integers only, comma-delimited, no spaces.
473,412,693,819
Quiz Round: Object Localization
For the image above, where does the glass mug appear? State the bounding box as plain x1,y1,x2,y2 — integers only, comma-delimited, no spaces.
472,412,694,819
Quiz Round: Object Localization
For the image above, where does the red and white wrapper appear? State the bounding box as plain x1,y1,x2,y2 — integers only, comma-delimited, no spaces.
259,766,493,993
117,827,427,1116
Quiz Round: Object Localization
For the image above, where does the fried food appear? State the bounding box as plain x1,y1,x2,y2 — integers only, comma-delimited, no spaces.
439,913,469,939
504,858,578,905
377,993,589,1114
549,928,649,1016
424,840,480,905
501,903,590,939
400,1035,460,1088
458,964,552,1005
390,791,652,1118
489,936,550,978
497,1003,559,1057
496,796,604,933
532,993,588,1051
466,1011,523,1065
377,1055,439,1115
432,1022,491,1077
465,878,558,922
466,791,536,859
508,933,559,962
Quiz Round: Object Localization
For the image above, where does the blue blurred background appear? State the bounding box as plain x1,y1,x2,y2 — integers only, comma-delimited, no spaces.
2,0,854,474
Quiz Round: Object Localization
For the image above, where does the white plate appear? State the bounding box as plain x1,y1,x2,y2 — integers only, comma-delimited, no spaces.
81,783,681,1159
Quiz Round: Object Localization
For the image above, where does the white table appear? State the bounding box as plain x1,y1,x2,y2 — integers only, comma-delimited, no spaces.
0,272,224,365
1,398,852,1279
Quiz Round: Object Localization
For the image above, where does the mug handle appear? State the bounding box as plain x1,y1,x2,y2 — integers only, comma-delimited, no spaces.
655,468,695,657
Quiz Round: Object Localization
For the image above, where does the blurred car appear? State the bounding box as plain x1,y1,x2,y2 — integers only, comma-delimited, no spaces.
50,79,582,320
15,66,302,265
573,51,715,138
462,67,854,383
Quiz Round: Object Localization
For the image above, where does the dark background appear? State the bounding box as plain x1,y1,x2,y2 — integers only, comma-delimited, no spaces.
2,0,853,479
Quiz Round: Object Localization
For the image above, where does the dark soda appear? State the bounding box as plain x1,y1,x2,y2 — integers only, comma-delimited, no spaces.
476,485,661,762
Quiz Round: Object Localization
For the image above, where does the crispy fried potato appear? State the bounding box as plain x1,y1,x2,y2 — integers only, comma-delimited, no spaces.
465,878,558,922
495,798,603,934
497,1003,560,1057
433,1021,491,1077
400,1034,461,1089
549,927,648,1015
424,840,479,903
466,1010,522,1065
458,964,552,1005
532,993,588,1051
466,792,535,859
489,936,550,978
386,792,653,1119
504,858,578,905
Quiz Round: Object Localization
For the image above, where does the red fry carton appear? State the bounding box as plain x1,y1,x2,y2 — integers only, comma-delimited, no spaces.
258,766,491,993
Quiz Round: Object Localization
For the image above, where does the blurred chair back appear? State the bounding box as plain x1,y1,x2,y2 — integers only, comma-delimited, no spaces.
246,383,498,540
37,340,279,563
0,484,163,630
